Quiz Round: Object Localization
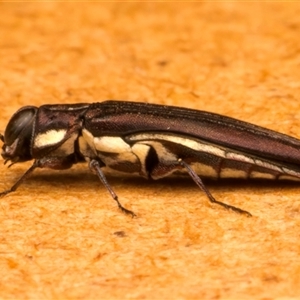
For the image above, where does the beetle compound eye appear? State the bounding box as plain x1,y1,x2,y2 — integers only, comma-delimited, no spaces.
4,106,37,146
1,106,38,163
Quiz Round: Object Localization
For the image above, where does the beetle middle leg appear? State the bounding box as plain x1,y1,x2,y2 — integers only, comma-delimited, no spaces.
89,159,136,218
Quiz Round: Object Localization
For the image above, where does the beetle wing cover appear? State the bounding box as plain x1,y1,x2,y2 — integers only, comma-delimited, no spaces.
84,101,300,165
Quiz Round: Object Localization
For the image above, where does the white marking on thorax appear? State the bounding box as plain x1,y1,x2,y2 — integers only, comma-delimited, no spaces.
82,129,96,153
50,134,77,156
94,136,131,153
78,137,96,159
34,129,67,148
94,136,138,164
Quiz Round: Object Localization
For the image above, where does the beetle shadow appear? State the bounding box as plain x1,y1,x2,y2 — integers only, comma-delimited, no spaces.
27,169,300,194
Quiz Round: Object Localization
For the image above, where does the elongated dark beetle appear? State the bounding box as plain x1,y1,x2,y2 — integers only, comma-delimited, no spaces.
1,100,300,217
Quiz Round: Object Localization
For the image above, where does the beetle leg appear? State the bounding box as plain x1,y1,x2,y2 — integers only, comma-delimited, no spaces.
89,159,136,218
178,159,252,217
0,160,39,197
1,155,77,198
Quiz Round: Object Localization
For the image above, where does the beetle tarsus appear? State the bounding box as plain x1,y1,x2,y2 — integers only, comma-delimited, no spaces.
212,198,252,217
116,201,137,218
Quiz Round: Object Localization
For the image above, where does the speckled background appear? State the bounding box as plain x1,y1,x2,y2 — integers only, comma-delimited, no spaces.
0,3,300,299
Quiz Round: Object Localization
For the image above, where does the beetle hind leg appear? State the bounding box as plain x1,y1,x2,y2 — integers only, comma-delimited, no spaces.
178,159,252,217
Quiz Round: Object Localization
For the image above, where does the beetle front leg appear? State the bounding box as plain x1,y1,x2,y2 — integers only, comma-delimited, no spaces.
0,160,39,197
0,156,76,198
89,159,136,218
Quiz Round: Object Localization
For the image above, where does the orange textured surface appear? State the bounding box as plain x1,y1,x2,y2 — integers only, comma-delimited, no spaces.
0,3,300,299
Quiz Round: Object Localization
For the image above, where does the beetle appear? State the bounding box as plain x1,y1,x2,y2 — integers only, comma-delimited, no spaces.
1,100,300,217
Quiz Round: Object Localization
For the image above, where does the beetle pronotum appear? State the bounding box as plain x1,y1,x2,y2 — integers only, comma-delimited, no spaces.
1,101,300,217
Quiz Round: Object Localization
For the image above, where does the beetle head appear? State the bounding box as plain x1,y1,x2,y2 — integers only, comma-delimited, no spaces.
1,106,37,166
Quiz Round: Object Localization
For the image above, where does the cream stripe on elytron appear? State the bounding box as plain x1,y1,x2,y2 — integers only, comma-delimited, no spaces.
128,133,229,158
127,133,286,174
34,129,67,148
